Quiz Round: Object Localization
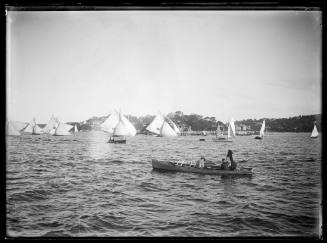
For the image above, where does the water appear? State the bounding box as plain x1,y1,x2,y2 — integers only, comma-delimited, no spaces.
6,132,321,237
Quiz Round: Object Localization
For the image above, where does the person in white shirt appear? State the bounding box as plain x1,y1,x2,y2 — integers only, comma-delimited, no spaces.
196,156,206,168
199,156,205,168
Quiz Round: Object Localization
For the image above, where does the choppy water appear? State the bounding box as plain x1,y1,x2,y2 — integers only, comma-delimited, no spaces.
6,132,321,237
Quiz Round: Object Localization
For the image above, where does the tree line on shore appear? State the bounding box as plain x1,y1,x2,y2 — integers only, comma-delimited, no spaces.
74,111,321,133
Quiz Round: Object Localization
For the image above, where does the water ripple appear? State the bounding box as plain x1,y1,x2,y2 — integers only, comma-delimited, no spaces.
6,132,321,237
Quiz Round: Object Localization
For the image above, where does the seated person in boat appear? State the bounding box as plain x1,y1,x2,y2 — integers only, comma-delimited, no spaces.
220,158,229,170
226,150,237,170
196,156,206,168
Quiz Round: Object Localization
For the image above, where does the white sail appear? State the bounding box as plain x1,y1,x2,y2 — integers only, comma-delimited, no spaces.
22,118,38,134
227,125,231,138
49,121,59,135
100,111,120,134
230,118,236,137
42,116,58,133
146,113,165,135
33,124,43,134
173,123,181,134
49,128,56,135
165,116,180,134
22,123,34,133
160,120,178,137
259,120,266,137
113,113,132,137
121,114,137,136
167,117,180,134
11,121,28,132
7,121,21,136
311,124,319,138
74,124,78,133
54,122,73,136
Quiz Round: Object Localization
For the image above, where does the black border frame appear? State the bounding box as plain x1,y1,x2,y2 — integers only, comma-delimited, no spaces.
2,0,325,240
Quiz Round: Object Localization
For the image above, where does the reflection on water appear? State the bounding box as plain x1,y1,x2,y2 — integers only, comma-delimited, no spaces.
6,132,321,237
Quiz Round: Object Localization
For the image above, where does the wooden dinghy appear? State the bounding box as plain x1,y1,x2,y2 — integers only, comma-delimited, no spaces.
212,138,233,142
151,159,253,176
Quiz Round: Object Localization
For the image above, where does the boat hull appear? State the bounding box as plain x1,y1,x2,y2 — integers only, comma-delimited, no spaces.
212,138,233,142
108,135,127,144
108,139,126,144
152,159,253,175
254,136,263,140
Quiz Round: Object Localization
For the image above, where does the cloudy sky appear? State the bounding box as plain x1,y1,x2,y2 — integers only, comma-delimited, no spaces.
6,10,321,123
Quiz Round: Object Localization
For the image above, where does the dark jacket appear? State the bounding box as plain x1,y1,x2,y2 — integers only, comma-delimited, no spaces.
229,157,237,170
221,161,229,170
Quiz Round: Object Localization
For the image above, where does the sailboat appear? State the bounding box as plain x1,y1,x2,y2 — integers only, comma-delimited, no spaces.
145,112,179,137
213,118,235,142
101,110,137,143
254,120,265,140
11,121,28,132
33,123,43,135
145,113,165,136
160,119,178,137
53,122,73,136
21,118,43,135
42,115,59,134
166,116,181,135
7,120,21,136
310,122,319,139
100,110,120,134
74,124,78,133
21,119,35,134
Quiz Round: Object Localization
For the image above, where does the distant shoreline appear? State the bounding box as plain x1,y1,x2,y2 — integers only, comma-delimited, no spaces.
66,112,321,134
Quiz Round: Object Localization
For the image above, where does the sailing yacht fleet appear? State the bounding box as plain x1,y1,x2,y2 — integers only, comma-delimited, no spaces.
6,112,319,141
6,115,77,136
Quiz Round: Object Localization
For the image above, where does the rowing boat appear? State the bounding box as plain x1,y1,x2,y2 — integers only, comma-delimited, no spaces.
152,159,254,175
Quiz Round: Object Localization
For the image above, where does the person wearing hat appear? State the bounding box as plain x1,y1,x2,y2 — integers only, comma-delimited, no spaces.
196,155,206,168
226,150,237,170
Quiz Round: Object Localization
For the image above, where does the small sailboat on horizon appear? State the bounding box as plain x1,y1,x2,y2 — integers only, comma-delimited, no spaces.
310,122,319,139
53,122,73,136
6,120,21,136
6,120,30,136
213,118,235,142
254,120,265,140
42,115,59,134
21,118,43,135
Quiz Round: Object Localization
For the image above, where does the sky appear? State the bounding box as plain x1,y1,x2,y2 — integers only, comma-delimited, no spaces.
6,10,322,123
